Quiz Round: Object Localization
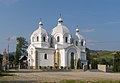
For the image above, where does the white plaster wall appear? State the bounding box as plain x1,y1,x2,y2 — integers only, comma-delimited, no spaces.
27,46,36,67
37,49,54,66
98,64,106,72
59,49,65,67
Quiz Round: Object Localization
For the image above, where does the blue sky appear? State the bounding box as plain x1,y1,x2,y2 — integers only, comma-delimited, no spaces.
0,0,120,53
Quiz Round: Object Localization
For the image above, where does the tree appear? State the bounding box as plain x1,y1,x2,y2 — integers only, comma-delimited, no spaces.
0,54,3,65
86,48,91,69
77,58,81,69
70,55,74,69
9,52,15,68
113,52,120,72
98,58,106,65
0,54,3,70
91,58,98,69
15,37,28,64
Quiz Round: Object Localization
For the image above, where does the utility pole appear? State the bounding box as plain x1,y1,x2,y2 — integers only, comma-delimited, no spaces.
7,37,10,70
2,49,7,71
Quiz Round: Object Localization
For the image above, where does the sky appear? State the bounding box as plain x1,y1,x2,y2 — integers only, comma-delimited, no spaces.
0,0,120,53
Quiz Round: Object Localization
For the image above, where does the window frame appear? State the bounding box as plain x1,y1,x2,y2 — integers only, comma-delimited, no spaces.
76,41,78,46
37,36,39,41
43,36,46,42
65,37,68,43
57,36,60,42
44,54,47,60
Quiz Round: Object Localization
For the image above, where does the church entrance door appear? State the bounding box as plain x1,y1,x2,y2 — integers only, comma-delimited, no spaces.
70,52,74,69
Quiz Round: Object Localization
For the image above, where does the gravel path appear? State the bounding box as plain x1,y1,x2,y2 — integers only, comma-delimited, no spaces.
0,70,120,82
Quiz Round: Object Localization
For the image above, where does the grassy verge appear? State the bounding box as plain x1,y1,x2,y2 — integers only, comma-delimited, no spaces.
0,70,14,77
60,80,120,83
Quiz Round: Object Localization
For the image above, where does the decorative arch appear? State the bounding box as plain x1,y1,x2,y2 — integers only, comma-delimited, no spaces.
63,33,72,43
76,41,78,46
65,37,68,43
42,34,46,42
43,36,46,42
66,47,77,67
37,36,39,41
54,33,63,43
57,36,60,42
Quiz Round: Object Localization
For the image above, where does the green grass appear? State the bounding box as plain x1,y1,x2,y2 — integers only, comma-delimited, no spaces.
0,70,14,77
60,80,120,83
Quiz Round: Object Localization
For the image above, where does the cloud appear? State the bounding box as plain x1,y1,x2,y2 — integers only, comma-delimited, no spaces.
82,28,95,33
0,0,19,6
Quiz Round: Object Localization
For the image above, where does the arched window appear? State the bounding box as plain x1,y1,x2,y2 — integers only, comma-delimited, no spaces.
76,41,78,46
65,37,68,43
81,40,84,46
44,54,47,60
57,36,60,42
71,52,74,57
51,38,53,43
43,36,46,42
50,38,53,47
37,36,39,41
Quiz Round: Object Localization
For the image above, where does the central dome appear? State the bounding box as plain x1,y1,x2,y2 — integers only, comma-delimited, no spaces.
51,18,70,35
32,21,48,36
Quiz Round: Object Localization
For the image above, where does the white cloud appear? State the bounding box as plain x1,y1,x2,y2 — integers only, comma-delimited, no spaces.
0,0,19,6
82,28,95,33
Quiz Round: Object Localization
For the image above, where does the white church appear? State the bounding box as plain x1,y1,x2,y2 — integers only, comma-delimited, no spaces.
27,17,87,69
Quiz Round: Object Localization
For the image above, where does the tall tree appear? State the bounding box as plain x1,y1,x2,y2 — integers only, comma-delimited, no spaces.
9,52,15,68
86,48,91,69
15,37,28,64
113,52,120,72
70,55,74,69
77,58,81,69
0,54,3,66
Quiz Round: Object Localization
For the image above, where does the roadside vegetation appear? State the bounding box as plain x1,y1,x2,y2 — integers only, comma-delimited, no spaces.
86,48,120,72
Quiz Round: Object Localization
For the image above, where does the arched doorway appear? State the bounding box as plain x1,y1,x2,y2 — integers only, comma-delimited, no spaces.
66,48,77,69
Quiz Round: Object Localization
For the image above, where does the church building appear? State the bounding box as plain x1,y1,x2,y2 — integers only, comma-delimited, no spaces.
27,17,87,69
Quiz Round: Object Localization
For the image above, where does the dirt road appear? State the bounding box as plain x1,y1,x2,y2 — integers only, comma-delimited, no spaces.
0,70,120,82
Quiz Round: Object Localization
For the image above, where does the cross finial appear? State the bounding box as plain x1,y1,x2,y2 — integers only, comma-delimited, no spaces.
39,18,43,27
77,25,79,28
60,13,61,18
40,18,42,21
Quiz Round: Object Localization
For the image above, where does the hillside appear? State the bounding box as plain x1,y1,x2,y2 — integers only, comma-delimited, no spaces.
90,50,114,58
